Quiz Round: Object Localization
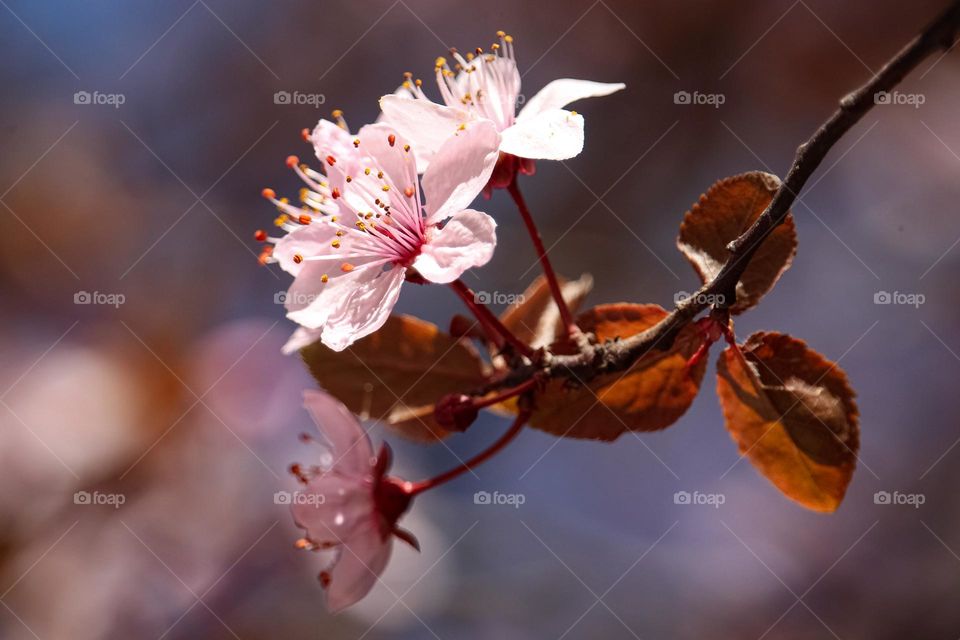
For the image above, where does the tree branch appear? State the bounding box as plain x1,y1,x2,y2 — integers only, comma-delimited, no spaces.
521,0,960,385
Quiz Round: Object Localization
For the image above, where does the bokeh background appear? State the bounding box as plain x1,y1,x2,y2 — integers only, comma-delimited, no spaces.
1,0,959,637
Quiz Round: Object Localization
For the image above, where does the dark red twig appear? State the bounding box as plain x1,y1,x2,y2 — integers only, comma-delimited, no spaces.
408,410,531,495
500,0,960,387
507,177,579,337
450,279,535,359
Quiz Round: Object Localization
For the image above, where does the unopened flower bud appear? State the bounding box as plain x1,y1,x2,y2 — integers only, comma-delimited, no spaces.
434,394,479,432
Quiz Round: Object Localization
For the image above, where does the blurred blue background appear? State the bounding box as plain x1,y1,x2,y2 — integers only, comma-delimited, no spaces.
1,0,959,637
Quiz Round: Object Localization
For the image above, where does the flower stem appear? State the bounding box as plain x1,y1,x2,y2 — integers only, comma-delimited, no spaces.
506,177,578,337
408,411,531,495
450,280,534,359
473,378,538,410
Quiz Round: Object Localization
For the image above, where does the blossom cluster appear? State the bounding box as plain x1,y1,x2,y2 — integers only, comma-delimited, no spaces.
258,32,623,611
259,31,623,353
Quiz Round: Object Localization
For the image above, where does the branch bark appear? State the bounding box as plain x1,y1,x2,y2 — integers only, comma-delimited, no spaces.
529,0,960,385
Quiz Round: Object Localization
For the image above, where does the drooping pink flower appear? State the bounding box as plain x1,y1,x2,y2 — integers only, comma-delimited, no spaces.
290,390,417,612
261,119,501,351
379,31,625,177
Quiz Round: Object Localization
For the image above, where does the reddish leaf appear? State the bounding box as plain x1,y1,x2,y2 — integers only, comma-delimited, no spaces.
716,332,859,512
528,304,707,441
301,314,489,441
677,172,797,312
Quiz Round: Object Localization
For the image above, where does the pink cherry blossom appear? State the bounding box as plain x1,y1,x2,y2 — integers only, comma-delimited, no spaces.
257,112,365,264
290,390,417,612
262,113,367,353
379,31,625,173
261,119,501,351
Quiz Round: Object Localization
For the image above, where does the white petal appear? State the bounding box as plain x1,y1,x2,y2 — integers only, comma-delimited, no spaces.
311,119,369,193
284,262,391,335
421,120,501,225
499,109,585,160
376,84,415,124
316,266,407,351
273,223,341,276
413,210,496,283
378,94,471,172
517,79,625,122
281,326,321,354
356,123,418,197
310,119,356,163
284,262,340,327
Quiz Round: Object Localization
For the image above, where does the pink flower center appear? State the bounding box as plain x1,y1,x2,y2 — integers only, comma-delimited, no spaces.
264,133,427,276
